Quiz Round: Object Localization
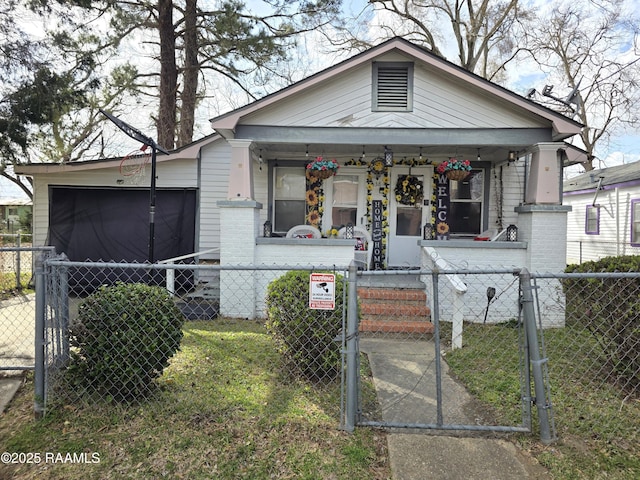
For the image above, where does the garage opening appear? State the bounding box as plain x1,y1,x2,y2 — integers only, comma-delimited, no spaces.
48,187,197,291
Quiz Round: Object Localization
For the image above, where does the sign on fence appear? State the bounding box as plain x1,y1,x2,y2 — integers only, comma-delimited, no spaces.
309,273,335,310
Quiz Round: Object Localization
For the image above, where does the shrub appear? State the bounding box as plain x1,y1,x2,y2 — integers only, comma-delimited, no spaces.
564,256,640,392
265,270,346,382
67,282,185,401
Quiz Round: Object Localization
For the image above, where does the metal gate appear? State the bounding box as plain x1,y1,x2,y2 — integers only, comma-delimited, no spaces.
342,266,554,442
0,246,55,374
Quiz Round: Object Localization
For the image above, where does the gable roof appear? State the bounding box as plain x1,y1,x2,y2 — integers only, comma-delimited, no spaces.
564,160,640,194
210,37,582,140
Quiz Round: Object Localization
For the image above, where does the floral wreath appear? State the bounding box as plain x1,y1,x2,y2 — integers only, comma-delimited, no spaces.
394,174,424,206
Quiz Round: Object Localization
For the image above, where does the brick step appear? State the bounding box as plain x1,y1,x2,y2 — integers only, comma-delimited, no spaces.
360,319,434,334
360,303,430,317
357,288,426,302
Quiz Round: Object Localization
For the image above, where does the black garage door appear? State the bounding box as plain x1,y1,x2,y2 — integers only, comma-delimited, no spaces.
48,187,197,290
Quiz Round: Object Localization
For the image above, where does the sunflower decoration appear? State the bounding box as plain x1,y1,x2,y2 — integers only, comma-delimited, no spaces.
436,222,450,235
305,174,324,229
370,158,387,177
394,175,424,206
306,189,318,206
306,210,321,227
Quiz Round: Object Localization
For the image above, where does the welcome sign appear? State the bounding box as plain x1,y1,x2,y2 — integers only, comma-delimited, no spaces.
435,173,451,239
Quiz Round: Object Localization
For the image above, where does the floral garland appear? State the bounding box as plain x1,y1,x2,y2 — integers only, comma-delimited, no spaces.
305,169,324,229
394,174,424,206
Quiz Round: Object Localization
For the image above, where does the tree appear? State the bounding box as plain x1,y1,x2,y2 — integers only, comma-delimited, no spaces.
64,0,343,150
524,1,640,171
338,0,530,80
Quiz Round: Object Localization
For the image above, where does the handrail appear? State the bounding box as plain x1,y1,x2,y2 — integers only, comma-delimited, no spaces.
157,247,219,264
159,248,220,295
423,246,467,349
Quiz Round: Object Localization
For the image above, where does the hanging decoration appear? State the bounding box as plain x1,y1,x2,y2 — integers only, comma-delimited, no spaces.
305,169,325,229
394,174,424,206
436,158,472,181
306,156,339,179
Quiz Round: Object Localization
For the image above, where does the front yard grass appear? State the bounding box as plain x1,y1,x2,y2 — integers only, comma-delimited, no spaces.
0,319,390,480
445,322,640,480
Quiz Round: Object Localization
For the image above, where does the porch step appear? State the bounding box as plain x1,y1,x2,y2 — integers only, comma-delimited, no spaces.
357,286,433,335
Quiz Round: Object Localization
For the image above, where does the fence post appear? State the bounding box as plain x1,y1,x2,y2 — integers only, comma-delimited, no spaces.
33,253,46,419
16,234,22,290
344,261,359,432
520,268,555,444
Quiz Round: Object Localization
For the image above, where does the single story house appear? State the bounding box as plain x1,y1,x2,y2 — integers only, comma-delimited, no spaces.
564,161,640,264
17,37,584,324
0,198,31,234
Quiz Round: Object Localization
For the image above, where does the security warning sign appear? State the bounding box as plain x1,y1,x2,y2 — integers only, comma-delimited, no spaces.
309,273,336,310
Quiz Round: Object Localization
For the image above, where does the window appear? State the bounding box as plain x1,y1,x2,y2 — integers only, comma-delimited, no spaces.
331,175,359,227
273,167,306,233
585,205,600,235
372,62,413,111
449,170,484,235
631,199,640,246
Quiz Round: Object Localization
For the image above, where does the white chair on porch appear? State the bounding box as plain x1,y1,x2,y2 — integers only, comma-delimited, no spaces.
338,226,373,270
286,225,322,239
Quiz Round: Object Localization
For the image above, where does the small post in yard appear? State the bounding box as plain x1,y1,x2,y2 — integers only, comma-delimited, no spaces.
33,253,46,419
344,261,359,432
520,268,556,444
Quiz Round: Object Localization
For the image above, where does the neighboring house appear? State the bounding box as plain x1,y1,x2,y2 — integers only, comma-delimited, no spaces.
0,198,32,234
16,37,584,324
564,161,640,264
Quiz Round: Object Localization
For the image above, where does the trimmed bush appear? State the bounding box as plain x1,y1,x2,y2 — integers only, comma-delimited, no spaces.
265,270,346,382
564,256,640,391
67,282,185,401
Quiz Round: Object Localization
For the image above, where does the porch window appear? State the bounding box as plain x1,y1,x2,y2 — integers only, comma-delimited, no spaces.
448,170,484,235
331,175,359,227
273,167,306,233
631,199,640,246
372,62,413,111
585,205,600,235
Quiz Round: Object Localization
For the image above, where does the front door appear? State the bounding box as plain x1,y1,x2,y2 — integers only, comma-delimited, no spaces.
388,167,432,267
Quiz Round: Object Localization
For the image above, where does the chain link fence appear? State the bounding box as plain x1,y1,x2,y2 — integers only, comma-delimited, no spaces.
38,260,349,414
530,272,639,453
1,254,635,457
355,269,534,434
0,245,53,374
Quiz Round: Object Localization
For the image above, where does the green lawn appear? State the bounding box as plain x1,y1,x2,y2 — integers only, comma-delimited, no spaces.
0,319,389,480
445,322,640,480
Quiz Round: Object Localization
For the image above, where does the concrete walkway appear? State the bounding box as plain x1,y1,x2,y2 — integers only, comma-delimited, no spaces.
361,337,551,480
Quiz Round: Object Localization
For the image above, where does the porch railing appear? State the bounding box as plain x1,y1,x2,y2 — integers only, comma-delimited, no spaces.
423,246,468,349
158,248,220,294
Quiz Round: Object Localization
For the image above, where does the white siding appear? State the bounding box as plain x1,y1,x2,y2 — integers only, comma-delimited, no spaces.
199,141,231,258
242,53,546,130
565,186,640,264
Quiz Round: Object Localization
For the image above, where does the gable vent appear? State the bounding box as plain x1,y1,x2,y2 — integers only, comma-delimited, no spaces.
373,63,413,111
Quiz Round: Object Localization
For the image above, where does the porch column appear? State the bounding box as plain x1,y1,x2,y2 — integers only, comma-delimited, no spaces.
218,200,262,319
525,142,564,204
227,139,254,200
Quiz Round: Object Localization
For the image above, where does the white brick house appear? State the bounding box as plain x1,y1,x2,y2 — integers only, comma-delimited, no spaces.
17,38,583,323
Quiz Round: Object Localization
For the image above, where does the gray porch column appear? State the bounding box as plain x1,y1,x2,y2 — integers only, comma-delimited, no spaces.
517,142,571,326
227,139,254,200
218,200,262,319
525,142,564,204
